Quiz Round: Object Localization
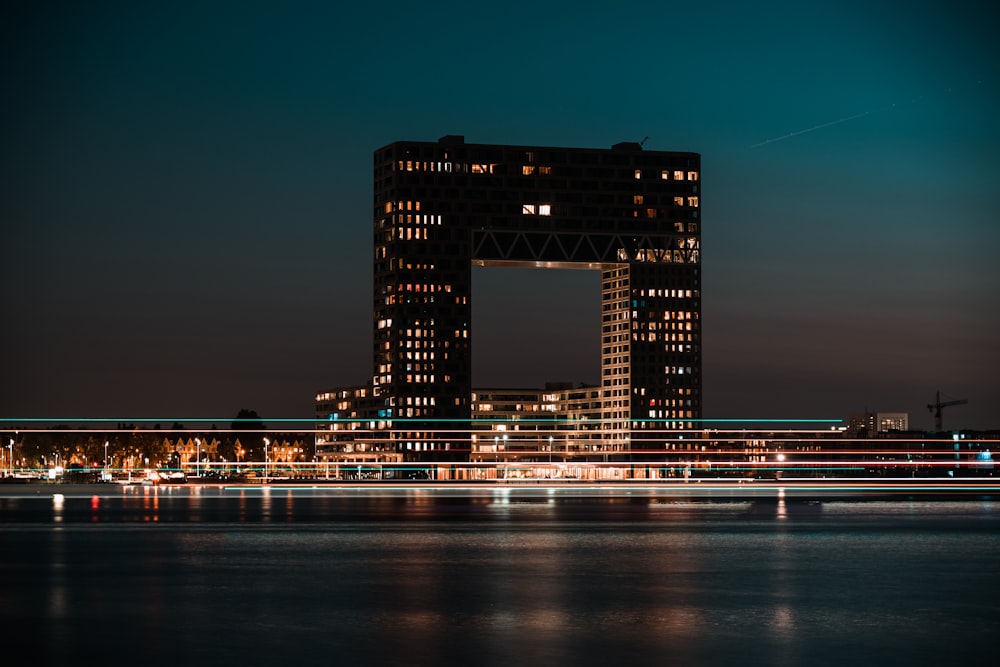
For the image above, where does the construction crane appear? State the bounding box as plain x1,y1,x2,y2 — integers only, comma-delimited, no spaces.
927,390,968,432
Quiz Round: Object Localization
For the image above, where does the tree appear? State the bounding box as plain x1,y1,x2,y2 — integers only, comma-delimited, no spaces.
230,409,266,462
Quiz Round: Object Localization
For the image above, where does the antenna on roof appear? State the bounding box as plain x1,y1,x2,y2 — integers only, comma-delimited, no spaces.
640,136,649,146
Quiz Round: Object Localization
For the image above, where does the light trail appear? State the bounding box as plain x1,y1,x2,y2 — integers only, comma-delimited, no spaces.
3,477,999,500
747,81,987,149
3,418,992,487
221,479,1000,497
750,111,871,148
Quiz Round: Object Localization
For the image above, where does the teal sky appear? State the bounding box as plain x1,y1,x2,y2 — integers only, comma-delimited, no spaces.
2,0,997,430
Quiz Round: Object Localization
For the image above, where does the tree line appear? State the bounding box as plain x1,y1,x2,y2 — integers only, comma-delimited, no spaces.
4,409,313,470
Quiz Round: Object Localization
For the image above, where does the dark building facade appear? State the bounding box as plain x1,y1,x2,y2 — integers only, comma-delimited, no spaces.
370,136,701,460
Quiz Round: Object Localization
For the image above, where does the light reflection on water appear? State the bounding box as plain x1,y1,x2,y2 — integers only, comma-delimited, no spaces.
1,491,998,666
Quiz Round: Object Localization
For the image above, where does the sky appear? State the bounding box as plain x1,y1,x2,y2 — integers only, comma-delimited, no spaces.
2,0,997,431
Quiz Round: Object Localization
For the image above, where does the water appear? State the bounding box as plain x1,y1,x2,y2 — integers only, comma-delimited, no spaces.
2,486,998,666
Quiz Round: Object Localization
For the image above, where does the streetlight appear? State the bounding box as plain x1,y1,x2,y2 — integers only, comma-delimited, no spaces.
195,438,201,477
104,441,109,472
263,438,270,484
502,434,508,477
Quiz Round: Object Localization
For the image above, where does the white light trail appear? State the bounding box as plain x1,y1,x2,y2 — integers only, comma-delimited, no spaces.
750,111,871,148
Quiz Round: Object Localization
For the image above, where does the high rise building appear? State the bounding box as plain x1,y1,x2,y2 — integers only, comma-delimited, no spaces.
361,136,701,461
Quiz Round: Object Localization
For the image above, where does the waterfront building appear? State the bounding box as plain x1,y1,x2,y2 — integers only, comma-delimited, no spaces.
468,383,605,461
316,382,603,463
321,136,702,461
314,386,399,462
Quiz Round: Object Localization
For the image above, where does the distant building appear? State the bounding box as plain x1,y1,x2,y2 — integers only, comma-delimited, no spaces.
321,136,702,461
847,411,910,437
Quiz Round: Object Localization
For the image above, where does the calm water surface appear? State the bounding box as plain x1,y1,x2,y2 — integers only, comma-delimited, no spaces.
2,486,997,666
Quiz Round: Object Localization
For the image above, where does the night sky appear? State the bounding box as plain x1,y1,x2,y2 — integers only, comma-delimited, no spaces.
2,1,997,430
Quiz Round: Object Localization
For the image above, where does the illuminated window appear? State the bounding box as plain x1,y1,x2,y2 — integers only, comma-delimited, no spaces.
634,169,642,179
674,171,684,180
687,196,699,207
661,170,670,180
522,165,536,175
539,166,552,175
633,195,644,205
522,204,536,215
538,204,551,216
687,171,698,181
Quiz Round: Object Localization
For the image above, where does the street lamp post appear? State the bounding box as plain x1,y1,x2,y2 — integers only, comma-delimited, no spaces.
263,438,270,484
502,434,508,478
195,438,201,478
